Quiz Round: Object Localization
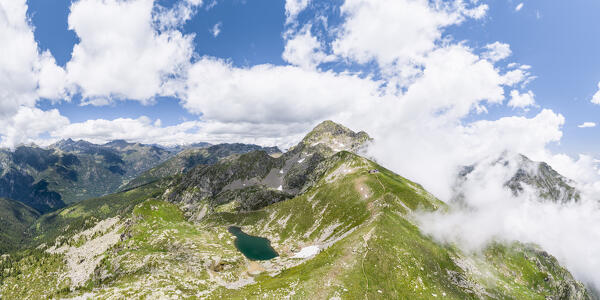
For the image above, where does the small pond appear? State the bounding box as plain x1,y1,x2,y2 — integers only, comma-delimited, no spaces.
228,226,278,260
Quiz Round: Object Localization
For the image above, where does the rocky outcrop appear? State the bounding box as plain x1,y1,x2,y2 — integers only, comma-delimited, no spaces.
47,217,124,288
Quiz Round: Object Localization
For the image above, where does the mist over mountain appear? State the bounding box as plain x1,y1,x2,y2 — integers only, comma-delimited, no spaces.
417,150,600,294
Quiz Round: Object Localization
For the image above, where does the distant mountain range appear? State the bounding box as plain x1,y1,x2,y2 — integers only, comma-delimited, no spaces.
121,143,281,191
0,139,280,214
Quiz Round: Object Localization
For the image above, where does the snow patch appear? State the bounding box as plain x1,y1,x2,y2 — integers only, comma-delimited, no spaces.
292,245,320,258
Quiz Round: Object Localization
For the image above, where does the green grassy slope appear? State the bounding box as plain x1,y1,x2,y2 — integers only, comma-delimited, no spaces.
30,182,165,247
0,183,164,299
0,198,39,253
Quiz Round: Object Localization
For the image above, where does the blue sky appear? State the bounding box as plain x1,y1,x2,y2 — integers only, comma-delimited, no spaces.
2,0,600,162
449,0,600,155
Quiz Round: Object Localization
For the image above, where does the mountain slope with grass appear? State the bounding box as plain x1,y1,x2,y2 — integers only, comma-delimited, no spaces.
0,121,592,299
0,198,39,253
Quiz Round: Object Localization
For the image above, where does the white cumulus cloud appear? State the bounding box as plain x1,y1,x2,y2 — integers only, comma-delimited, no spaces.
508,90,535,108
515,3,524,11
282,25,334,69
211,22,222,37
285,0,310,24
483,41,512,62
183,57,381,127
66,0,195,103
0,0,67,117
0,106,69,148
591,82,600,104
332,0,487,69
154,0,202,29
578,122,596,128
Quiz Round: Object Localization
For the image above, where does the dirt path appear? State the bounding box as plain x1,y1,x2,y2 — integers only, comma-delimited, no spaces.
362,247,370,300
361,173,388,300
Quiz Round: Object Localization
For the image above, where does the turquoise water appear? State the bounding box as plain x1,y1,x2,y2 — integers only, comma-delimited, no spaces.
228,226,278,260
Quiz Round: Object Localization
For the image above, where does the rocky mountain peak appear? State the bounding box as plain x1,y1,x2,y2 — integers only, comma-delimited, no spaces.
458,152,580,203
294,120,372,155
51,138,95,153
506,154,580,203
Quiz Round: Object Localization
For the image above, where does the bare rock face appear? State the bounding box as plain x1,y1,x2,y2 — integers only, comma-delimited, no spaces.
47,217,123,288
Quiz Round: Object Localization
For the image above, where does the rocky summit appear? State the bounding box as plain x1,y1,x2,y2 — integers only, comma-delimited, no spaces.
0,121,594,299
458,152,580,203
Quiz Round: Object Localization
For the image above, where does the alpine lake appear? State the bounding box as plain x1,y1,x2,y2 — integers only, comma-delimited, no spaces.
228,226,279,260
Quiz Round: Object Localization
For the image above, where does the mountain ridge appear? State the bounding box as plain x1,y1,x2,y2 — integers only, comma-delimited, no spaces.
121,143,282,191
